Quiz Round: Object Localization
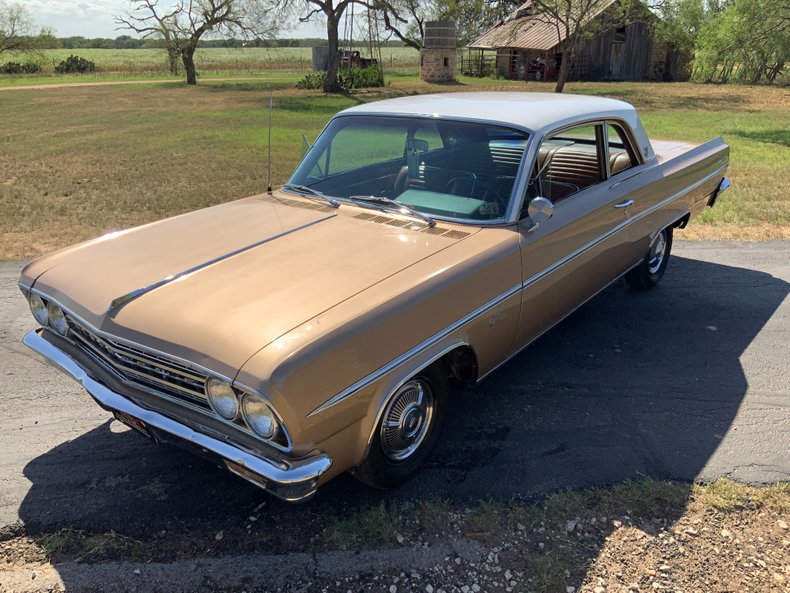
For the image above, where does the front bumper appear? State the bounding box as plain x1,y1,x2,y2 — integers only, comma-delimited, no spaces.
23,329,332,502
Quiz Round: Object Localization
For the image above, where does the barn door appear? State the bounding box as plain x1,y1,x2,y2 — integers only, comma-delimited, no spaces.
609,26,627,80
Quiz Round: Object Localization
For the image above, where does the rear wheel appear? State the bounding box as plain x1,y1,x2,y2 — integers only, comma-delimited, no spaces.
625,226,673,290
352,364,448,489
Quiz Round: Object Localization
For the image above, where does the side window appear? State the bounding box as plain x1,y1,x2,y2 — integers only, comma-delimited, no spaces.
528,124,605,203
607,124,638,177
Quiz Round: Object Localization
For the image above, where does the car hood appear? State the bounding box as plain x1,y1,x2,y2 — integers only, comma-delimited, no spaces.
24,193,476,378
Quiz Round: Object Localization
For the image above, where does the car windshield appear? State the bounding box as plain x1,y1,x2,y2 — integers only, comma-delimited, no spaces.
288,116,529,223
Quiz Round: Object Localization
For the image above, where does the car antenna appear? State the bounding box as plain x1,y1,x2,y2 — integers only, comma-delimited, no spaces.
266,96,273,195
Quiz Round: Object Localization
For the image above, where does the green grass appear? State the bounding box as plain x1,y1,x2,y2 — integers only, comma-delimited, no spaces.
0,80,787,258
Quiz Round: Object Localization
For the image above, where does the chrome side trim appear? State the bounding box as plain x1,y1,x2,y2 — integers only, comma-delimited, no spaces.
478,260,643,382
306,283,522,418
310,162,727,417
521,163,728,291
107,215,335,314
23,330,331,502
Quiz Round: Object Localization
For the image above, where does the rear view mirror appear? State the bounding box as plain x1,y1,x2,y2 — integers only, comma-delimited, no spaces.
527,196,554,232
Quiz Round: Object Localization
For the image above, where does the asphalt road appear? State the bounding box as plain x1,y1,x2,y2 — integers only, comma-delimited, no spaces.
1,241,788,535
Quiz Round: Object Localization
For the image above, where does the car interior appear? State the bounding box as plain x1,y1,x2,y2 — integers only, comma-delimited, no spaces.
293,119,638,222
296,120,529,221
528,123,638,203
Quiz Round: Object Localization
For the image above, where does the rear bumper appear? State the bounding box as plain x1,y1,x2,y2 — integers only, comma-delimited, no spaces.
708,176,731,208
23,329,332,502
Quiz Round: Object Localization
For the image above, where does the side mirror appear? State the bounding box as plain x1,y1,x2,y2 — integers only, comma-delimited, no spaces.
527,196,554,232
411,138,429,154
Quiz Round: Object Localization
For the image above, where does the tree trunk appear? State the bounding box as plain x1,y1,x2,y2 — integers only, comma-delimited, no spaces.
555,49,572,93
324,13,341,93
182,46,197,85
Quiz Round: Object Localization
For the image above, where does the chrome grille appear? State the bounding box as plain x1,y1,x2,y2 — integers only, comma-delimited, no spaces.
66,317,211,410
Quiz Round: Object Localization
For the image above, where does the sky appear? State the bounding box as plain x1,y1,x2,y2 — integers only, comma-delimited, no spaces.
24,0,325,39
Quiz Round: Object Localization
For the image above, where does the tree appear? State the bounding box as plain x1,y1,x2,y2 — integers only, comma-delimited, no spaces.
373,0,431,50
278,0,358,92
116,0,278,85
0,1,40,56
693,0,788,84
649,0,707,54
370,0,513,50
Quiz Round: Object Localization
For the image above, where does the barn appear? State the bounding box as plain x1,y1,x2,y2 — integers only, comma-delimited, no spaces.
467,0,689,82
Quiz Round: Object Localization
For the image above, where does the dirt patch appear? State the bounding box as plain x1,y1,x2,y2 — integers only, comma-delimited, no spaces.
1,480,787,592
680,222,790,241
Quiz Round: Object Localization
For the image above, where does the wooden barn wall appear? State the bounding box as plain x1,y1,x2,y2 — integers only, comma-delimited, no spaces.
572,20,654,81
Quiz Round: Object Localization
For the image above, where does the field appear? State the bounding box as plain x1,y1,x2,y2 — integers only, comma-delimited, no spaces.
0,47,420,84
0,76,788,259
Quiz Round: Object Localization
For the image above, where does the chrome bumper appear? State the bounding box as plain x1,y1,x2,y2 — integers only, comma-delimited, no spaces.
23,329,332,502
708,176,731,207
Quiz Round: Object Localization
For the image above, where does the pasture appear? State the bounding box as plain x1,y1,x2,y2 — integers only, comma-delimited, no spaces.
0,78,788,259
0,47,421,85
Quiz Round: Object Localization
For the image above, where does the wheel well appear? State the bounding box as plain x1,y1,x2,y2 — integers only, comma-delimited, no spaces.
441,345,478,388
673,213,690,229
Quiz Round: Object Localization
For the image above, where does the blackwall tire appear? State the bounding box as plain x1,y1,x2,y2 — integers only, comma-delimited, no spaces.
351,364,448,489
625,226,673,290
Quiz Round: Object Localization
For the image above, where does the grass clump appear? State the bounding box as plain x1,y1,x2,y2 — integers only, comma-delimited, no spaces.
36,528,143,563
694,478,790,512
323,502,402,550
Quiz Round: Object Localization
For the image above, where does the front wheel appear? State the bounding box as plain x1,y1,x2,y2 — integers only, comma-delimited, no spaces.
351,364,448,489
625,226,673,290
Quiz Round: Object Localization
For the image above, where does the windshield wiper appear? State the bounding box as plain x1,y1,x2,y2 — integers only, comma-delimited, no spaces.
348,195,436,228
282,184,340,208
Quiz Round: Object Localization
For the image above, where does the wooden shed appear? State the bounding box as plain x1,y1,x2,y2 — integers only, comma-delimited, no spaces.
467,0,688,82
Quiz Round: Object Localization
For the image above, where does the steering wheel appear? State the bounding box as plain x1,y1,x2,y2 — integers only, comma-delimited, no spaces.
444,171,477,197
482,175,516,217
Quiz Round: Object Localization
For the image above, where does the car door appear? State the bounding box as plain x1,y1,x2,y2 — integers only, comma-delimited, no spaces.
511,122,641,350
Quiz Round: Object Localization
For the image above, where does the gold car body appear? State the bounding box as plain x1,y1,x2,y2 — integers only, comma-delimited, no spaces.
20,93,730,501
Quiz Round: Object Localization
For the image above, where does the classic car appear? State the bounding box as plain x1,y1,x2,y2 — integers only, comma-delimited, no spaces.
20,93,731,502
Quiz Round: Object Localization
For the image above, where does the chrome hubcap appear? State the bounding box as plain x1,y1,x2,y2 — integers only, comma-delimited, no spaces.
648,231,667,274
380,380,434,462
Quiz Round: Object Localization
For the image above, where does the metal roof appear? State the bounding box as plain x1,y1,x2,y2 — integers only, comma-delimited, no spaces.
469,0,618,50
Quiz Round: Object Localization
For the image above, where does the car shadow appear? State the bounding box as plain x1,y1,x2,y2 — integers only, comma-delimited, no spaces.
15,254,789,591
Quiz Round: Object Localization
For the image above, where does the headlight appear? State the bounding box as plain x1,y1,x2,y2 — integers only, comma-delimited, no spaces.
28,294,48,326
46,302,69,336
241,393,279,439
205,377,239,420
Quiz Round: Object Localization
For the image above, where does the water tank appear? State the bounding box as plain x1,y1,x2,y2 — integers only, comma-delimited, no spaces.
423,21,456,49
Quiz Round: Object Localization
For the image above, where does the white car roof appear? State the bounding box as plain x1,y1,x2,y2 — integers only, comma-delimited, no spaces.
339,92,655,160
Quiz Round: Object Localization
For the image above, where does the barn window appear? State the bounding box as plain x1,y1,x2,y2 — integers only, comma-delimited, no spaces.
444,57,449,67
614,26,626,43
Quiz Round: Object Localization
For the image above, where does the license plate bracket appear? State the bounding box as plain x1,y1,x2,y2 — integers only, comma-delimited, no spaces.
113,410,151,438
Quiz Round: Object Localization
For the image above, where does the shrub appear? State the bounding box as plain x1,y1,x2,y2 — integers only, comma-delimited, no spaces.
338,66,384,90
295,66,384,91
54,55,97,74
0,61,42,75
295,71,325,89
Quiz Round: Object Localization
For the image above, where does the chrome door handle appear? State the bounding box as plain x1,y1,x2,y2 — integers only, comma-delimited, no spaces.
614,199,634,209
